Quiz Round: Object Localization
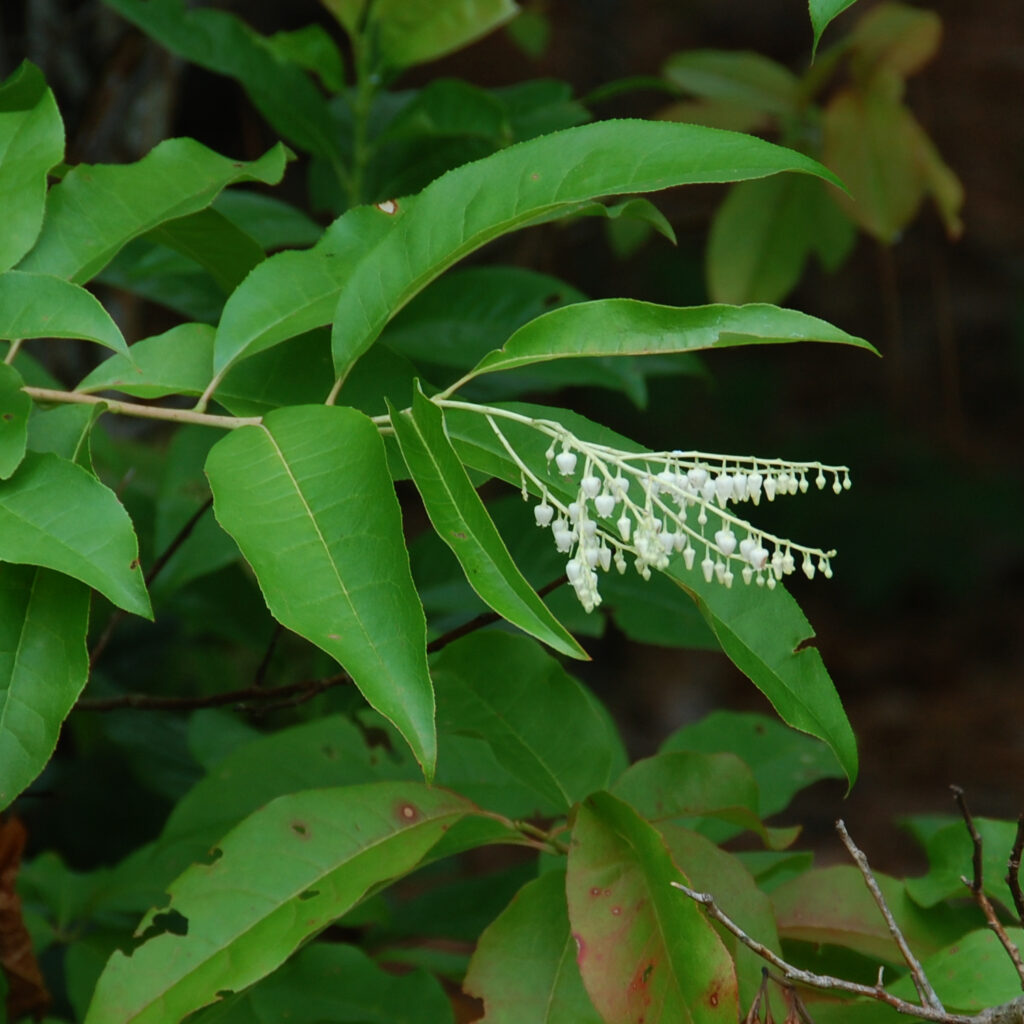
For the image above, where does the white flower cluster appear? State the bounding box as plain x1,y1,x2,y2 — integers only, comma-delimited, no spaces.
428,402,849,614
527,433,849,613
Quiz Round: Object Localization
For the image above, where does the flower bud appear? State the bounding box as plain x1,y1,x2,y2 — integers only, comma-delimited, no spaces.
556,450,577,476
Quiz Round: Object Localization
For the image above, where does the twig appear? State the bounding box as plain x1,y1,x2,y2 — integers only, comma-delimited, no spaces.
24,386,260,430
742,968,769,1024
670,881,977,1023
75,672,350,712
89,497,214,668
837,819,945,1013
81,573,561,712
1007,815,1024,924
952,789,1024,990
425,576,565,654
252,624,283,688
951,787,984,892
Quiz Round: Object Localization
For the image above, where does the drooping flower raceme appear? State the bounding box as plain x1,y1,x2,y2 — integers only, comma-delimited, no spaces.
436,400,849,614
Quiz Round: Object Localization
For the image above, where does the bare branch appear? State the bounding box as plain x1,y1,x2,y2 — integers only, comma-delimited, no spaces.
75,672,350,712
89,497,214,668
951,791,1024,992
425,576,565,655
670,881,977,1023
951,786,984,893
1008,815,1024,924
837,818,945,1013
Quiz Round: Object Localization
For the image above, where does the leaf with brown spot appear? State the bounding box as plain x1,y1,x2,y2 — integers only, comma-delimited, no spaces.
0,817,51,1020
84,782,478,1024
566,792,738,1024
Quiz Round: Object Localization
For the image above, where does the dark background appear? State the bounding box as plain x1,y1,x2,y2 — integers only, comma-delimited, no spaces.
2,0,1022,872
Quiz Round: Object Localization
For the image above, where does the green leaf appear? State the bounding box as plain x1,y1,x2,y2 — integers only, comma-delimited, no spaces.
330,119,846,377
214,120,839,382
215,329,338,417
95,237,226,324
847,4,942,80
364,0,519,70
0,271,128,354
149,427,237,596
78,324,214,399
772,865,974,961
0,565,90,810
112,716,419,908
205,405,436,775
0,62,65,271
390,384,585,659
27,402,103,471
383,266,585,370
259,24,345,93
809,0,861,55
662,50,800,117
462,299,875,383
83,783,475,1024
382,267,646,402
376,78,508,147
432,632,623,813
211,206,389,378
0,452,151,617
489,79,589,140
213,191,322,251
661,826,782,1009
611,751,799,849
567,792,739,1023
886,927,1024,1011
661,710,844,818
707,176,856,304
823,80,961,244
18,138,288,283
0,363,31,479
148,209,265,294
904,816,1021,910
188,943,453,1024
103,0,345,162
440,400,858,786
465,870,603,1023
668,562,858,787
602,568,717,649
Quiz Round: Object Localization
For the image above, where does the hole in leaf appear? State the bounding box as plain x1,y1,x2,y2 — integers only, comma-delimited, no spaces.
298,889,319,901
127,908,189,953
197,847,222,866
291,821,309,837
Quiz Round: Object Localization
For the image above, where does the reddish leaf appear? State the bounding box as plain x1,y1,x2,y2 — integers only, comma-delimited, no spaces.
0,817,51,1020
566,792,738,1024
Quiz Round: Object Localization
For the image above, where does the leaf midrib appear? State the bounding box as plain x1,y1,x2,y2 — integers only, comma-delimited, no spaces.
121,807,466,1021
259,424,389,677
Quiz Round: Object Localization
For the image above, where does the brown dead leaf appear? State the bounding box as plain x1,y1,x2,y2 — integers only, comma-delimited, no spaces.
0,817,51,1021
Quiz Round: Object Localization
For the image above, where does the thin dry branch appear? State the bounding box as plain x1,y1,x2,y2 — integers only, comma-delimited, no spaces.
672,808,1024,1024
670,880,976,1023
1008,815,1024,924
951,788,1024,991
837,818,944,1012
75,672,350,712
88,497,214,668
